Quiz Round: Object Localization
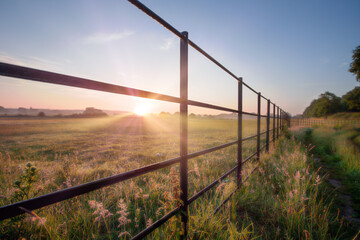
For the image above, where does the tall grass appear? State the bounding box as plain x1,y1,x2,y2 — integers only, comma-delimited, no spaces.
0,117,355,239
296,126,360,218
232,137,353,239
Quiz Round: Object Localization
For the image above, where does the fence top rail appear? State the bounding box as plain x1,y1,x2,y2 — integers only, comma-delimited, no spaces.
0,62,240,114
0,62,181,103
127,0,272,98
260,94,268,101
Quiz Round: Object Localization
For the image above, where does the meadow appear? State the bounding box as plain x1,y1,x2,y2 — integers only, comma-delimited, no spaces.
0,115,269,239
0,115,356,239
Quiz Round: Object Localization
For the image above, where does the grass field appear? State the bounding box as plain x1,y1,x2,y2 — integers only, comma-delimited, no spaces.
2,116,355,239
0,115,271,239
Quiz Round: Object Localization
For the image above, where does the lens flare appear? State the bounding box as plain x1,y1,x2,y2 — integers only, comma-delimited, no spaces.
133,104,150,116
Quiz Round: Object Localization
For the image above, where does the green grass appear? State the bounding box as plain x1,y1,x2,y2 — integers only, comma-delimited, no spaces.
233,137,355,239
294,126,360,220
0,116,356,239
328,112,360,120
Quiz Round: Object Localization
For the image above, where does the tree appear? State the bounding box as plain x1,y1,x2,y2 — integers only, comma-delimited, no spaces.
342,87,360,111
349,45,360,82
303,92,344,117
82,107,107,117
37,112,46,117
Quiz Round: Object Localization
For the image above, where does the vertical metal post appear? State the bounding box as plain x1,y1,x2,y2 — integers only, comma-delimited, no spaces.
280,109,282,130
179,31,188,239
273,104,276,142
237,78,243,187
266,99,270,152
257,93,261,161
277,106,279,138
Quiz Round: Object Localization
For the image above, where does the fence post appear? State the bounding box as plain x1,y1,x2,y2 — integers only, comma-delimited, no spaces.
257,93,261,161
273,103,276,142
266,99,270,152
237,78,243,187
277,106,279,138
179,31,188,239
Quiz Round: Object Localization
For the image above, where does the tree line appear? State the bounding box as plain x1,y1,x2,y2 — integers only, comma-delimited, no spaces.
303,45,360,118
303,87,360,117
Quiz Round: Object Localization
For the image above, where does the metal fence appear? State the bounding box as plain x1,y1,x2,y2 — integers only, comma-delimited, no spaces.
0,0,290,239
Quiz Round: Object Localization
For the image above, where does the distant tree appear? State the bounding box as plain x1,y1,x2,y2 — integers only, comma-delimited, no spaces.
82,107,107,117
342,87,360,112
37,112,46,117
349,45,360,82
303,92,344,117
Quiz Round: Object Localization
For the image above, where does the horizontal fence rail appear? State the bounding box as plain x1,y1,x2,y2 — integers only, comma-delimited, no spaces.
0,0,290,239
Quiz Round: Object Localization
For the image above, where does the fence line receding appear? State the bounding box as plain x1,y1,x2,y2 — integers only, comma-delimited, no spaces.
0,0,290,239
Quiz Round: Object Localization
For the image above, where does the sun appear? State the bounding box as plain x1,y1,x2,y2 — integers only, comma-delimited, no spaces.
133,104,151,116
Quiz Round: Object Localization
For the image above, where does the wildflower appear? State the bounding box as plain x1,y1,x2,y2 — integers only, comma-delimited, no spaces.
156,206,164,218
88,200,113,223
289,191,293,199
193,163,200,177
147,218,153,227
117,199,131,227
135,187,143,199
64,176,72,188
314,175,321,186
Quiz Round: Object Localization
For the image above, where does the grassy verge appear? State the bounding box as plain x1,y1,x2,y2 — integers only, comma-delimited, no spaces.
230,136,357,239
294,127,360,217
1,122,357,238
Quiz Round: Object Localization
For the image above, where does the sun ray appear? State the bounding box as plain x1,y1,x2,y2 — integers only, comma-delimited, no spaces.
133,103,151,116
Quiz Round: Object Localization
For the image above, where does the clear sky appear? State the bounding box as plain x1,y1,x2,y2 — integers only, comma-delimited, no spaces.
0,0,359,115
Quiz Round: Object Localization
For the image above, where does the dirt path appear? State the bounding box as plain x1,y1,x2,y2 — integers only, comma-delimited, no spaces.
315,157,360,227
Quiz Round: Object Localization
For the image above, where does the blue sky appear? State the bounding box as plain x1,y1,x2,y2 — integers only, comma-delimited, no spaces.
0,0,359,115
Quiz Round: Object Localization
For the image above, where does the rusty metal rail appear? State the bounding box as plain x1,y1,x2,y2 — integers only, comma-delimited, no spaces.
0,0,290,239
